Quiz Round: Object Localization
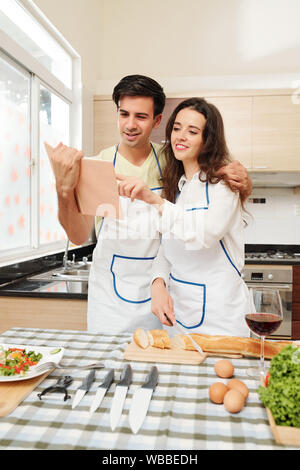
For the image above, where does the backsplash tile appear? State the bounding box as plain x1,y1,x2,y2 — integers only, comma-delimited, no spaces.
245,187,300,244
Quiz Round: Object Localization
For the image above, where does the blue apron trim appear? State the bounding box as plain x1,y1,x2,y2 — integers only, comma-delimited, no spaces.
219,240,241,277
186,207,208,211
113,143,163,190
170,273,206,329
205,181,210,205
110,254,154,304
97,217,105,238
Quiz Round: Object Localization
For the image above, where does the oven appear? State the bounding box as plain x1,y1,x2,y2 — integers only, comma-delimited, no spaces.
242,264,292,339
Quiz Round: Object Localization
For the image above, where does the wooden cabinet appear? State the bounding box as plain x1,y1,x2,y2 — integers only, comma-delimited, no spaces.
94,98,120,154
94,90,300,172
206,96,253,169
292,266,300,339
0,297,87,334
253,95,300,171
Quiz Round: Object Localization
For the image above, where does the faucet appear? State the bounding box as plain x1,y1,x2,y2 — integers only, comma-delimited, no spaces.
63,239,76,269
63,239,70,268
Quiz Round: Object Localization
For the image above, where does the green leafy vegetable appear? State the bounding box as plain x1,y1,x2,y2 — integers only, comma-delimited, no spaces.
258,345,300,427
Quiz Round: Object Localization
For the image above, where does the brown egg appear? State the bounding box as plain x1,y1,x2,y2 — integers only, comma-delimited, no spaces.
209,382,228,404
214,359,234,378
223,389,245,413
227,379,249,399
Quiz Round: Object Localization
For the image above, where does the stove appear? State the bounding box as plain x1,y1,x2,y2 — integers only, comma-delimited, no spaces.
245,250,300,263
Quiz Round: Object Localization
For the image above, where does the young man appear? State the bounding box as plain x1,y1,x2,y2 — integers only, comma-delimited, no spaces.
50,75,252,334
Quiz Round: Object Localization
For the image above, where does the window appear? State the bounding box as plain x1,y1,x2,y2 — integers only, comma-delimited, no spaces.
0,54,31,252
0,0,81,264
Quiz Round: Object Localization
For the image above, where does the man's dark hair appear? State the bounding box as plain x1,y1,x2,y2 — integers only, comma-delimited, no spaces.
112,75,165,117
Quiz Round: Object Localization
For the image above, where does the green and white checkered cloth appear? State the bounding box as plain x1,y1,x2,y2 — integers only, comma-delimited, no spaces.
0,327,296,450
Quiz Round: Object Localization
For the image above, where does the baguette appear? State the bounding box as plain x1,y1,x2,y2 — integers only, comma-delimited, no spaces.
133,328,150,349
133,328,171,350
149,329,171,349
176,333,295,359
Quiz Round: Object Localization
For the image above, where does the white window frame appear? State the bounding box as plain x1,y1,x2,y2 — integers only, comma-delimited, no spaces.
0,0,82,266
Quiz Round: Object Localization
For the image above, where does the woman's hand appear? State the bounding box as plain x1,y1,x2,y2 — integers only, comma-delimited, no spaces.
151,278,175,326
116,174,164,207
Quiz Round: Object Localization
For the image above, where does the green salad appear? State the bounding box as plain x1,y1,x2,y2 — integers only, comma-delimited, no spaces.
0,345,43,376
258,345,300,427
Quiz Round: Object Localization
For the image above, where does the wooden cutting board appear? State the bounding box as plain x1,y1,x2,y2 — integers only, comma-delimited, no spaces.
124,337,207,365
0,370,51,417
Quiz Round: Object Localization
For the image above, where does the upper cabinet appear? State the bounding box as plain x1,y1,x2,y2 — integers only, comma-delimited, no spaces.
94,98,119,155
252,95,300,171
205,96,252,169
94,90,300,171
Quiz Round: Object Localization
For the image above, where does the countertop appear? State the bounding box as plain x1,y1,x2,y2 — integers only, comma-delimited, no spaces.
1,244,300,300
0,326,297,451
0,244,95,300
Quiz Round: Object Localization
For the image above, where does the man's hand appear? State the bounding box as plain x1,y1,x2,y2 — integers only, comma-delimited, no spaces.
216,160,252,201
50,142,84,199
151,278,175,326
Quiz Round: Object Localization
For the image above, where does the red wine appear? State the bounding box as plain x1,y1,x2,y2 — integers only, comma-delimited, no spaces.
245,313,282,336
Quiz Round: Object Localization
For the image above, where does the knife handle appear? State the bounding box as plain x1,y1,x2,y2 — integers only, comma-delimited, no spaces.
142,366,158,390
79,369,95,390
118,364,132,386
99,369,114,389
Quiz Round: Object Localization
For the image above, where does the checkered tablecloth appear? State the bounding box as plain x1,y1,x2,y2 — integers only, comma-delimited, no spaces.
0,327,296,450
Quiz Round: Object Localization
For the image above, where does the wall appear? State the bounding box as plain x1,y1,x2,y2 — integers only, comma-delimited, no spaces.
245,188,300,244
96,0,300,95
33,0,103,155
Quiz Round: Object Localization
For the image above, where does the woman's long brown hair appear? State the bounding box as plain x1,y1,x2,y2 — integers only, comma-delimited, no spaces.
161,97,232,203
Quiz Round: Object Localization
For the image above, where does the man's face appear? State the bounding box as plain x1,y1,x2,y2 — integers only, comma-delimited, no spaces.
117,96,162,149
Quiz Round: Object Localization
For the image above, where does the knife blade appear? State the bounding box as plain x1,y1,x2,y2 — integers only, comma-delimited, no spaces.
129,366,158,434
72,369,95,409
110,364,132,431
164,314,204,356
89,369,114,414
174,321,204,356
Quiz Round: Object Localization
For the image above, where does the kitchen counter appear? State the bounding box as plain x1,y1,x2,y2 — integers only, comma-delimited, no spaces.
1,243,300,300
0,326,297,451
0,244,95,300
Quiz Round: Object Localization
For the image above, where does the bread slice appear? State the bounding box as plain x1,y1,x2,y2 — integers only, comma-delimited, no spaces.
133,328,171,350
133,328,150,349
148,329,171,349
176,333,294,359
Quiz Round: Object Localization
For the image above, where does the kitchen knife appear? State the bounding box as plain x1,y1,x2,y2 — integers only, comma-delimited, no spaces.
89,369,114,414
72,369,95,409
110,364,132,431
164,314,204,356
129,366,158,434
174,321,204,356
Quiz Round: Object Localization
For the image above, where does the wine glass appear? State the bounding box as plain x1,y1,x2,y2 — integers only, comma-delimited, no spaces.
244,288,283,378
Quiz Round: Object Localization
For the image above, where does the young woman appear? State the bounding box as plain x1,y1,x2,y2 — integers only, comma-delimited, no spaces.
117,97,251,337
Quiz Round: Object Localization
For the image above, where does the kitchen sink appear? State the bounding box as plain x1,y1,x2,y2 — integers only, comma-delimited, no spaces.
28,262,92,282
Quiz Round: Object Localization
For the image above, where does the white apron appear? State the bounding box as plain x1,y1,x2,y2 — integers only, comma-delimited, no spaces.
87,144,162,334
163,182,250,337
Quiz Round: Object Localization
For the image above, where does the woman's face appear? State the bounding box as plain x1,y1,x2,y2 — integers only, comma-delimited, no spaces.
171,107,206,165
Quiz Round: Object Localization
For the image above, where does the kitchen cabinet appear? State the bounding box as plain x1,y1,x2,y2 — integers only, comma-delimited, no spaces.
292,266,300,339
0,296,87,334
253,95,300,171
94,90,300,172
94,98,120,154
204,96,252,169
